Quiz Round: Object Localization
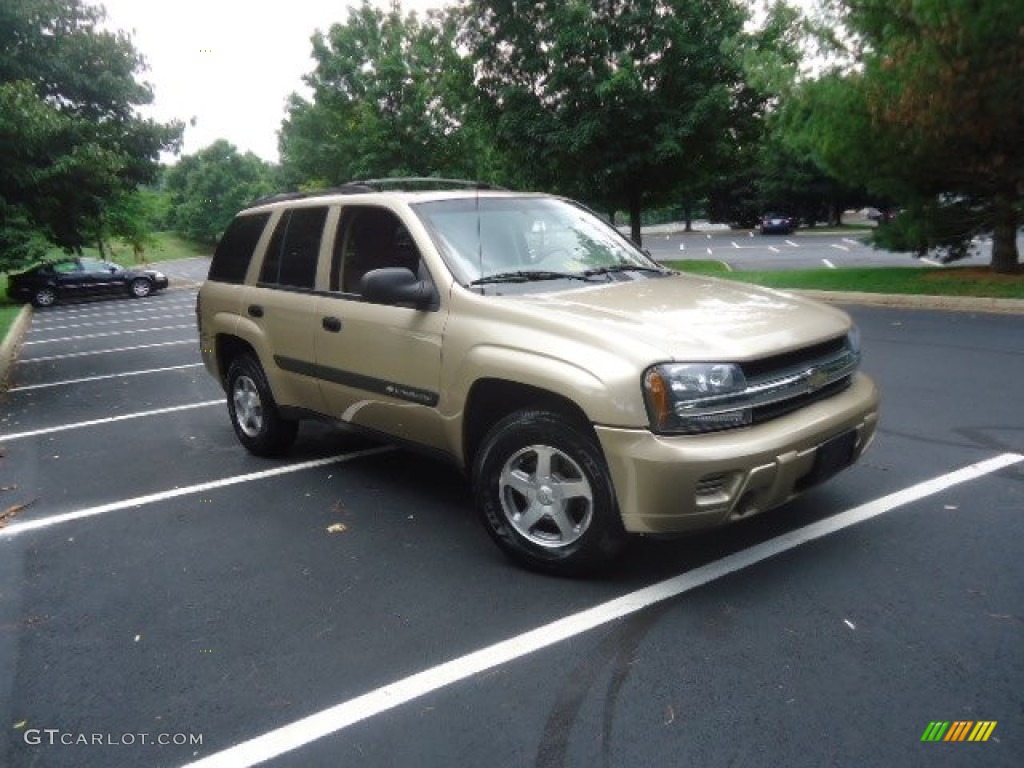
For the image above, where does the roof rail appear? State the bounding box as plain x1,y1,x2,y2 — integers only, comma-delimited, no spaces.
348,177,504,191
245,178,503,209
245,191,306,207
245,185,373,208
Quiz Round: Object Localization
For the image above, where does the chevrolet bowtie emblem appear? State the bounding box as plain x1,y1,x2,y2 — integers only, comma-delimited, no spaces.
807,368,829,392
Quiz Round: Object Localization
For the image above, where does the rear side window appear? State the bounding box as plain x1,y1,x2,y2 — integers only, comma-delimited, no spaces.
260,206,328,290
208,213,271,284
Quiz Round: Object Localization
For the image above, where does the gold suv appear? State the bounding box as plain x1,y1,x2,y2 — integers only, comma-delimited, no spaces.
197,179,879,574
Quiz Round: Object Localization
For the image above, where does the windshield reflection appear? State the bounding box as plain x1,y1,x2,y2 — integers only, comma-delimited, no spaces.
412,196,661,286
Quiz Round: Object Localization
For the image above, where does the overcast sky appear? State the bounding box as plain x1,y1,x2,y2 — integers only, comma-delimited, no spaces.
93,0,451,163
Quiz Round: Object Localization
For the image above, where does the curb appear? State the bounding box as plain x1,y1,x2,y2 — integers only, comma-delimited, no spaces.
793,290,1024,315
0,304,32,390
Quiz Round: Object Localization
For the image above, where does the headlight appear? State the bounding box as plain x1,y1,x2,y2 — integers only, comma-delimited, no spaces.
643,363,751,434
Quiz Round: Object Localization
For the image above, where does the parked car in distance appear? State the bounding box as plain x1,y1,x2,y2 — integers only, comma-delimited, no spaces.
6,258,169,307
866,207,900,225
760,212,797,235
198,179,879,575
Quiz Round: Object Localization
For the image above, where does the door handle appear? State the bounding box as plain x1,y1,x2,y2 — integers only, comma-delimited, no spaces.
247,304,264,318
322,316,343,333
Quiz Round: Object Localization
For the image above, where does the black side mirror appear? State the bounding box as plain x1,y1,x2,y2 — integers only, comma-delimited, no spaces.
360,268,437,309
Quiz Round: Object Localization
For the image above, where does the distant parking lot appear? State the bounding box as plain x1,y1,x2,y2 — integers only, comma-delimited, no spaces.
2,270,1021,767
643,230,1002,271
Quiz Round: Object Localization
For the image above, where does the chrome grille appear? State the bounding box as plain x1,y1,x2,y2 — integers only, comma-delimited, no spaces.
741,337,858,425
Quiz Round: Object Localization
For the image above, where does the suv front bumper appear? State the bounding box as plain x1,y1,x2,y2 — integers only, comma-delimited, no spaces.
595,373,880,534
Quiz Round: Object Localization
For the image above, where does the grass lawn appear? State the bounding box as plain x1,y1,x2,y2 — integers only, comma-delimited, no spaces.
666,261,1024,300
0,302,22,339
45,231,210,268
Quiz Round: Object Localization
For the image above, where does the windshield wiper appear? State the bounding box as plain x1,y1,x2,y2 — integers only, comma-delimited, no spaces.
581,264,670,277
469,270,596,286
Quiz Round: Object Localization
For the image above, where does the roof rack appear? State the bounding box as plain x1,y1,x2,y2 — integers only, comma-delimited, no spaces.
348,177,505,192
245,178,503,208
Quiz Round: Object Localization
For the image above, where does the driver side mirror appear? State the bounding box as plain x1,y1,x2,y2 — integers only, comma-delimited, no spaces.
360,268,438,310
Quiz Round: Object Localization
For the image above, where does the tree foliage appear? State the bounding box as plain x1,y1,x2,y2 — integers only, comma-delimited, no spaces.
163,140,278,245
461,0,756,244
709,1,863,228
786,0,1023,271
279,0,481,187
0,0,181,272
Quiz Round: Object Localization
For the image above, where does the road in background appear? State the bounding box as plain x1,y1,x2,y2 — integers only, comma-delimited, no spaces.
643,230,999,271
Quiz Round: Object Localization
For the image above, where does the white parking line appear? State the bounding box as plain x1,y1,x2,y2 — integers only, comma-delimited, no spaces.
22,324,195,346
785,240,799,248
174,453,1024,768
842,238,860,245
768,246,779,253
32,299,196,323
0,447,394,539
0,401,221,442
830,244,849,252
822,259,837,269
8,363,205,393
18,339,196,364
27,313,195,335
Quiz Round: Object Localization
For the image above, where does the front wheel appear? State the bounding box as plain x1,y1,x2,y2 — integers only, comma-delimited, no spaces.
226,354,298,457
472,409,627,576
129,278,152,298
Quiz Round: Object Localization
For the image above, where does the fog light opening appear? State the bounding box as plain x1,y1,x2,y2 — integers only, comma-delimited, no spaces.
733,491,759,518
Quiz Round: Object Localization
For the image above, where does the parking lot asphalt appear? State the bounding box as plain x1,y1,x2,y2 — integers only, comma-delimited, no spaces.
1,278,1022,767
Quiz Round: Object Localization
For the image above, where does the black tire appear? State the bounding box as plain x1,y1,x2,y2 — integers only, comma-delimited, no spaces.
32,286,58,307
226,354,298,457
129,278,152,298
472,409,627,576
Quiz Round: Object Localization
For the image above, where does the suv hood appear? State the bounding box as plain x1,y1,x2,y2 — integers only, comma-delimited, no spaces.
514,274,851,361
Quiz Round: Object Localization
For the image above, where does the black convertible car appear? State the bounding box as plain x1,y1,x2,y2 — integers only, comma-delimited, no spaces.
7,258,169,307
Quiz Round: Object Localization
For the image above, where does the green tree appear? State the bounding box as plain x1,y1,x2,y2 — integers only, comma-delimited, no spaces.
787,0,1022,272
102,188,166,262
462,0,755,245
164,140,277,245
279,0,482,187
0,0,182,272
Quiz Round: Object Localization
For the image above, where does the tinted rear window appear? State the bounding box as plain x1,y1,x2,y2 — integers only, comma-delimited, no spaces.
259,206,327,290
208,213,271,284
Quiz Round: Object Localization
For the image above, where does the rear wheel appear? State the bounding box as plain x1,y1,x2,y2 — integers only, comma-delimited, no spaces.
472,409,627,575
32,286,57,307
226,354,298,457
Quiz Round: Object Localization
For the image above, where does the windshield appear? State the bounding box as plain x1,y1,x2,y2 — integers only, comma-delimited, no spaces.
412,196,663,287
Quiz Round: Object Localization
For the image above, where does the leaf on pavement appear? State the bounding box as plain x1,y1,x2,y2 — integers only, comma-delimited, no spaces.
326,523,348,534
0,500,35,528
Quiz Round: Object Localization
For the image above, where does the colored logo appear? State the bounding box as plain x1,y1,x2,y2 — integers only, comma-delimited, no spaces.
921,721,997,742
